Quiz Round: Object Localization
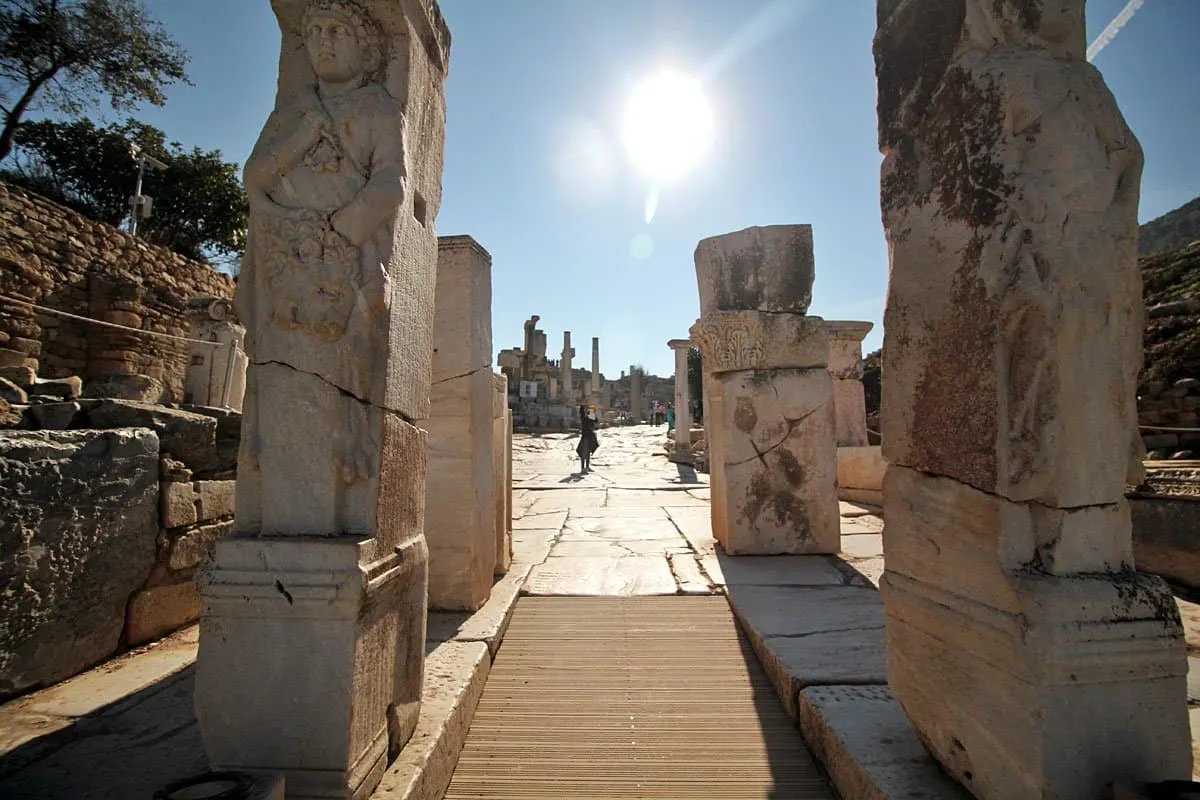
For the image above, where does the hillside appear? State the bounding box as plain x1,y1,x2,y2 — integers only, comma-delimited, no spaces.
1141,196,1200,256
1140,241,1200,395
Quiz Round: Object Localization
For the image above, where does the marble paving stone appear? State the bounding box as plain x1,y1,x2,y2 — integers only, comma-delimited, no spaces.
512,510,567,531
372,640,491,800
798,685,970,800
512,530,555,567
567,506,670,519
839,501,880,518
840,533,884,559
666,507,716,554
560,517,686,542
669,553,713,595
523,556,678,596
841,516,884,534
525,489,607,512
727,584,887,717
705,554,847,588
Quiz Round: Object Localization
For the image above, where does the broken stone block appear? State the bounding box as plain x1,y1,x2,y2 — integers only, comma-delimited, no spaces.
695,224,815,315
0,429,159,698
0,377,26,404
195,480,235,522
28,400,81,430
87,399,219,476
161,480,198,529
169,520,233,571
125,580,202,647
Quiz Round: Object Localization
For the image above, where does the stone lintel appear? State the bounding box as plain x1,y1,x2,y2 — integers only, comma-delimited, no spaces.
825,320,874,342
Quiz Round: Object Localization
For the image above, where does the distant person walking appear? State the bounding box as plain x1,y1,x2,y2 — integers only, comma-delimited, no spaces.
577,404,600,472
666,404,675,432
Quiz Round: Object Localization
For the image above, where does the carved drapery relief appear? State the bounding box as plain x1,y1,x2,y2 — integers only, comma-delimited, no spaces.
689,312,827,375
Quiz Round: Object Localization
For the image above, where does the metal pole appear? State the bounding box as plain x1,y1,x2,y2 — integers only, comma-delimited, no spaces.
130,155,146,236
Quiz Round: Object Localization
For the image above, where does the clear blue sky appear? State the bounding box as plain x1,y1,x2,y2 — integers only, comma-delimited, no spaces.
128,0,1199,378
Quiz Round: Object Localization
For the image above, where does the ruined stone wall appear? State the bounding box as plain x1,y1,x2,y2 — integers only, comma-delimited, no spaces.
0,183,234,401
1140,377,1200,458
0,400,240,698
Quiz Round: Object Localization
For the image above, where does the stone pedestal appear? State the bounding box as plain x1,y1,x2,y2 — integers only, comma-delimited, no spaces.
668,339,693,448
493,373,512,575
875,2,1190,797
195,2,450,798
197,536,426,799
426,236,495,611
690,225,839,556
825,321,872,447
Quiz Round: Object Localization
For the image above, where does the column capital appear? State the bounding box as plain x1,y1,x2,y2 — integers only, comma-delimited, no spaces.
689,311,828,374
825,320,874,342
667,338,693,351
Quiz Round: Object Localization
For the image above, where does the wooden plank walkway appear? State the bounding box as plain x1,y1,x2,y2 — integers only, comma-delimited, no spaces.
444,596,833,799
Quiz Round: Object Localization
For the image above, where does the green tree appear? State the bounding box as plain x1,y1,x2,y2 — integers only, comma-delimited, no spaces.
4,117,248,262
0,0,189,161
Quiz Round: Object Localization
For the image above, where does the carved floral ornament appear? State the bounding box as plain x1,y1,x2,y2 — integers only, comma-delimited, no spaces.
689,312,828,375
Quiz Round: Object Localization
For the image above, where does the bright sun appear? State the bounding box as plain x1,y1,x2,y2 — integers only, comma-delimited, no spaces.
621,71,714,182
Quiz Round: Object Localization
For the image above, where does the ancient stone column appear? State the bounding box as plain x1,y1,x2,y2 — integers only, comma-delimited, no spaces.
492,373,512,575
875,2,1190,797
690,225,838,555
561,331,574,402
590,336,600,396
668,338,692,446
195,2,450,797
426,236,496,611
825,320,872,447
629,365,643,422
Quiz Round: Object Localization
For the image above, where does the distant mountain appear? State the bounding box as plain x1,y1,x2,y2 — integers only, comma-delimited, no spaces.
1140,241,1200,395
1140,196,1200,256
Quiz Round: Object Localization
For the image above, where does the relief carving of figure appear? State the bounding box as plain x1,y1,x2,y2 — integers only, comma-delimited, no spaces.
236,0,409,488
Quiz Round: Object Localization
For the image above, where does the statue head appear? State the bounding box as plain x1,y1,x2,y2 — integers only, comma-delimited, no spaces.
303,0,384,86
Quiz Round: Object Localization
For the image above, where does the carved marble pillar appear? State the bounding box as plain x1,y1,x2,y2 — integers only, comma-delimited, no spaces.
668,339,692,446
492,372,512,576
875,2,1189,797
426,235,495,611
195,2,450,797
690,225,838,555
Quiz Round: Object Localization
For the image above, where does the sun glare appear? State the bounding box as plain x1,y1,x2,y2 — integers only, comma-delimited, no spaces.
621,71,714,182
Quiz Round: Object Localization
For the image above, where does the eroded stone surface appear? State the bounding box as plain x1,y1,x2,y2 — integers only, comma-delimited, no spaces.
0,429,159,699
875,2,1189,795
695,225,815,315
524,556,677,596
798,685,970,800
711,367,839,554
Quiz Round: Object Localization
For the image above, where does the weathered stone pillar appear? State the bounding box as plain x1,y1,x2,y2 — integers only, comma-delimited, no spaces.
590,336,600,395
195,2,450,797
629,365,643,422
186,297,248,411
690,225,838,555
493,373,512,575
426,236,495,611
875,2,1190,797
561,331,574,402
826,320,872,447
668,339,692,446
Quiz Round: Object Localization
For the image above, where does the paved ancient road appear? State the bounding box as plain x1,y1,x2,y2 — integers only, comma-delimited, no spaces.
507,423,886,597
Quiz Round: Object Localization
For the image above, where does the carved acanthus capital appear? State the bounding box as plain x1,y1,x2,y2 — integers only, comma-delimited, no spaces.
688,312,828,375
